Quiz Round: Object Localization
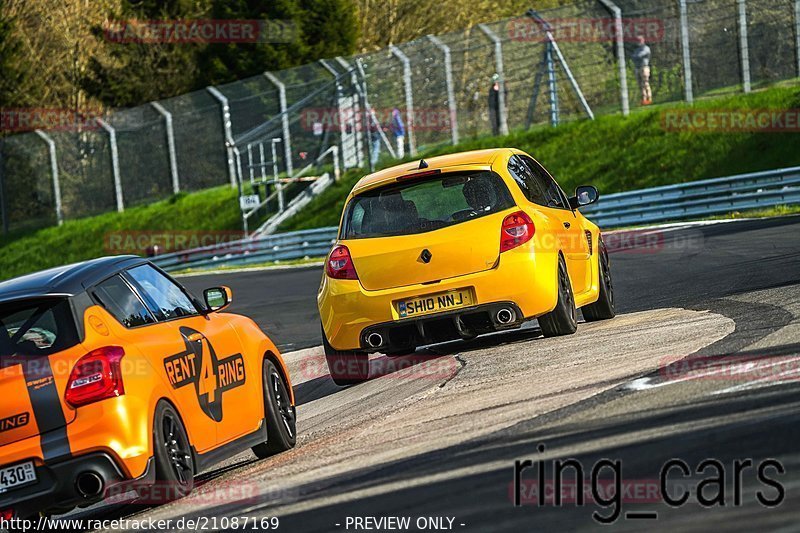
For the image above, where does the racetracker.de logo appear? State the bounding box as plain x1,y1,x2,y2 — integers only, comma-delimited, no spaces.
661,109,800,132
299,107,454,132
104,230,247,255
104,481,293,505
104,19,297,43
506,17,664,43
659,355,800,383
0,108,102,133
297,353,461,382
510,479,663,505
603,230,664,254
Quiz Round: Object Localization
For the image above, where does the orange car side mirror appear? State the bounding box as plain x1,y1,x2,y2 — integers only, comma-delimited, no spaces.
203,286,232,313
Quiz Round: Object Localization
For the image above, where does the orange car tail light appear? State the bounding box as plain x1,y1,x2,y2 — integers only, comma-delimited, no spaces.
65,346,126,408
500,211,535,253
326,245,359,280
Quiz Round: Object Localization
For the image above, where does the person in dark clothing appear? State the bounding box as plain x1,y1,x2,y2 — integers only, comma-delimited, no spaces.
488,74,508,136
368,114,381,167
390,108,406,159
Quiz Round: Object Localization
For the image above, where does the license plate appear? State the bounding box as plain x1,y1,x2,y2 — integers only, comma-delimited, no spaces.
397,289,473,319
0,462,36,494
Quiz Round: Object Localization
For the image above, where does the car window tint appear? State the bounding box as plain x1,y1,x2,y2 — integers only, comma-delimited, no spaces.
126,265,197,321
0,298,79,358
342,171,514,239
507,155,549,206
94,276,155,328
520,155,568,209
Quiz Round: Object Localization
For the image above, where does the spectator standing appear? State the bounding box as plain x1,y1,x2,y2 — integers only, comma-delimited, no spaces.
632,35,652,105
390,108,406,159
488,74,508,136
369,114,381,168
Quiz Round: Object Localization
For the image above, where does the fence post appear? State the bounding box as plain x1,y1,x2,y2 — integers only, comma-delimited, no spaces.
246,143,255,185
232,146,244,193
319,59,348,167
545,43,559,126
335,56,370,167
738,0,751,93
97,119,124,212
0,142,8,235
331,145,341,182
150,102,180,194
597,0,630,116
795,0,800,76
354,58,377,172
389,45,417,157
478,24,509,136
34,130,63,226
427,35,459,145
678,0,694,103
271,138,285,212
263,72,294,176
206,86,238,188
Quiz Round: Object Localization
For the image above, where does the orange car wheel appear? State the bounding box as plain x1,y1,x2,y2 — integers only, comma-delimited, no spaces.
153,401,195,498
253,360,297,458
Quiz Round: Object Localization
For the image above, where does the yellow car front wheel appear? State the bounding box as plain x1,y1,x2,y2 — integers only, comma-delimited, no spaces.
582,241,616,321
538,255,578,337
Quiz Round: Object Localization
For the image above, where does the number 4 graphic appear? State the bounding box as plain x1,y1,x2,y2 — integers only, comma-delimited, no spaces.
197,339,218,404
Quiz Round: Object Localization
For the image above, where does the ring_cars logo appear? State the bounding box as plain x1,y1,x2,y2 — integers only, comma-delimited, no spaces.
164,327,246,422
0,412,30,433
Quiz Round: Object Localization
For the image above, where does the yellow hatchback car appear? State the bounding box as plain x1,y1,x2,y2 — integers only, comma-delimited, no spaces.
318,148,615,385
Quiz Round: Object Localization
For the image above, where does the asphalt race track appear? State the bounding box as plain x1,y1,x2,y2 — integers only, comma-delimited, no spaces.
83,216,800,531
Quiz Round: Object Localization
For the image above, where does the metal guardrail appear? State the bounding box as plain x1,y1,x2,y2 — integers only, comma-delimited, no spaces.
152,226,338,272
153,166,800,272
582,166,800,228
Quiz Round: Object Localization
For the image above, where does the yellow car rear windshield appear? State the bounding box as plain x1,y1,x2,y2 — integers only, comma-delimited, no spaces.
341,171,514,239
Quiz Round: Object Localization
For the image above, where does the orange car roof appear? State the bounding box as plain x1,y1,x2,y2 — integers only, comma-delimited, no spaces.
0,255,146,301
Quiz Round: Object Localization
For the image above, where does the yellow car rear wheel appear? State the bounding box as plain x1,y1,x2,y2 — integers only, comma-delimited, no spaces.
322,325,370,386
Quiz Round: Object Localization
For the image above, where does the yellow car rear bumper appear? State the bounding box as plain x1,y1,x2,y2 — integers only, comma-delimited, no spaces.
318,247,561,351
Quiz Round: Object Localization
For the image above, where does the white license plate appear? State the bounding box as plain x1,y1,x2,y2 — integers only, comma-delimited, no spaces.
0,462,36,494
396,289,474,319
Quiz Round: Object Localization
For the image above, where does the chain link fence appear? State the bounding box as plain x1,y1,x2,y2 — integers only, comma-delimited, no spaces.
0,0,798,235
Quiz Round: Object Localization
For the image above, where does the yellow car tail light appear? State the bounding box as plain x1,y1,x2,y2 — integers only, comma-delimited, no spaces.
326,245,359,280
500,211,535,252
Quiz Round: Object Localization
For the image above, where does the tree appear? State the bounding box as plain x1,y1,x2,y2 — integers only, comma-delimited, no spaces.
195,0,358,87
354,0,570,51
81,0,207,107
0,7,24,110
0,0,117,111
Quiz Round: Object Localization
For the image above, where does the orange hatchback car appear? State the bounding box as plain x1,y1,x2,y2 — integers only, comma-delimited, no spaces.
0,256,295,519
